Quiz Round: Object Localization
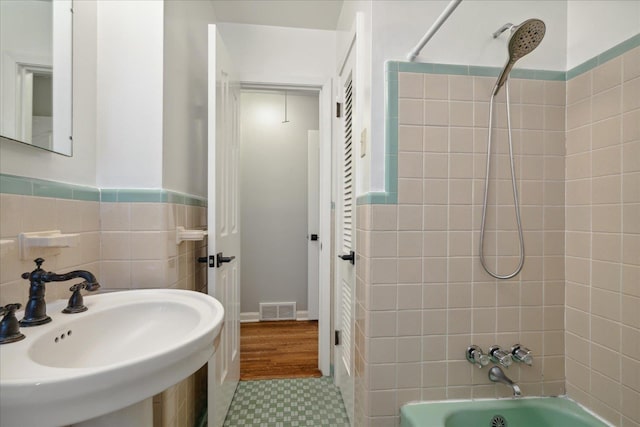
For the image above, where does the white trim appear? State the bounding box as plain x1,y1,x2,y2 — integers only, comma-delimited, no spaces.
236,78,332,377
240,312,260,323
337,23,357,77
317,79,332,377
52,0,73,153
308,130,320,320
239,75,327,88
241,311,310,323
241,82,320,93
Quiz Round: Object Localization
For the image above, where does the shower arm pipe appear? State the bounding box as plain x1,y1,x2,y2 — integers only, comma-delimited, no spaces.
407,0,463,62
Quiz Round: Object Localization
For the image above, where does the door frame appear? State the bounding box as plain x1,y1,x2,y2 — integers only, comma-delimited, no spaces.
238,79,332,376
333,13,363,424
308,129,320,321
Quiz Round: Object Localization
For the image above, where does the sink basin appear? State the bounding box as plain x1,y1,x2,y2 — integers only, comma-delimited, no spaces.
0,289,224,427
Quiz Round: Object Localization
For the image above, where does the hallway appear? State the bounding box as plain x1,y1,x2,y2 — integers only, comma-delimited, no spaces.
240,321,322,380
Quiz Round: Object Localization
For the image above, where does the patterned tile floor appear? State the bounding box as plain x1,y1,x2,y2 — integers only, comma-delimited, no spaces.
223,377,350,426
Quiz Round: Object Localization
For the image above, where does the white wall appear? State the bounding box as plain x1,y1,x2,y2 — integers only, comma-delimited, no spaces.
216,22,336,86
0,0,97,186
567,0,640,69
95,0,164,189
361,0,639,194
162,1,217,198
240,91,319,313
367,0,568,192
373,0,568,69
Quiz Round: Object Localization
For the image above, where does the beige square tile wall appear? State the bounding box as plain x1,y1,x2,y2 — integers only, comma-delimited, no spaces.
0,194,101,304
356,70,567,425
100,201,208,427
0,194,207,427
100,202,207,292
565,46,640,426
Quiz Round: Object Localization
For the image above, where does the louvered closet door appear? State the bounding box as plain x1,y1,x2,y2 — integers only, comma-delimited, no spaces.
335,57,356,424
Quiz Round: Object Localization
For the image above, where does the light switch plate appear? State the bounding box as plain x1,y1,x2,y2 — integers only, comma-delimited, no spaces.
360,128,367,157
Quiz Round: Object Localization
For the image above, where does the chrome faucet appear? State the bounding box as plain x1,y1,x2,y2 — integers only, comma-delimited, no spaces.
489,366,522,397
20,258,100,327
466,345,490,368
511,344,533,365
489,345,513,368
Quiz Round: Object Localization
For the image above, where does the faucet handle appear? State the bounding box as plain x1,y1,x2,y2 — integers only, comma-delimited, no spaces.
511,344,533,365
489,345,513,368
0,303,26,344
62,283,89,314
0,302,22,316
0,303,22,317
21,258,47,280
466,345,490,368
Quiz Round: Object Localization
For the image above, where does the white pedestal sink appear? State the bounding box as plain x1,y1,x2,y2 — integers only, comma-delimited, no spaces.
0,289,224,427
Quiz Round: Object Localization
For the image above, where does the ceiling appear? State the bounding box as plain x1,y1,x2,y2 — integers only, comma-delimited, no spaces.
210,0,344,31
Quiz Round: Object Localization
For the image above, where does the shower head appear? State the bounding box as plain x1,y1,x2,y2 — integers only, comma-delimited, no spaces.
508,19,546,60
492,19,546,96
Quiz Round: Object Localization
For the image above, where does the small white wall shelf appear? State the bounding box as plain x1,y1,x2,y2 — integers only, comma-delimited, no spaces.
176,226,208,245
18,230,79,259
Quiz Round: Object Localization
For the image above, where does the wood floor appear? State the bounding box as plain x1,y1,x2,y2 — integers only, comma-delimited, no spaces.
240,320,322,381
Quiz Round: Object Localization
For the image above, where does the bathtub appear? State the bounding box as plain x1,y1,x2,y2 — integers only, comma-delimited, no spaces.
400,397,610,427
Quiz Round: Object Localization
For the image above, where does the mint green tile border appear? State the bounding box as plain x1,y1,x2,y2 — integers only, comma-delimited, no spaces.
0,174,207,207
1,173,100,201
394,61,567,80
357,33,639,206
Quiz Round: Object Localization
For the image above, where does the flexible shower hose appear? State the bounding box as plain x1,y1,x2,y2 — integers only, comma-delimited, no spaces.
479,82,525,279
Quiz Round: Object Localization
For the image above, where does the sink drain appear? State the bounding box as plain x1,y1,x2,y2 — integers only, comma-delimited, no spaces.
490,415,507,427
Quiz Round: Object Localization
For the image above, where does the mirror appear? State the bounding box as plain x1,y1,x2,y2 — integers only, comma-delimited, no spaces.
0,0,73,156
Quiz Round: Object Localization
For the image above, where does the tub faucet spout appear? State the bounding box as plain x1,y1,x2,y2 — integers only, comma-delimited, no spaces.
488,366,522,397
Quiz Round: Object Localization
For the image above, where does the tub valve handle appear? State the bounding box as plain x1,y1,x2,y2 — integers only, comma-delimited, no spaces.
489,345,513,368
466,345,490,368
511,344,533,366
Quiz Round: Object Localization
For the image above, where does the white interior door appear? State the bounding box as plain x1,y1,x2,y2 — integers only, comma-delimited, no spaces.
207,24,240,427
335,30,357,425
318,80,333,377
308,130,320,320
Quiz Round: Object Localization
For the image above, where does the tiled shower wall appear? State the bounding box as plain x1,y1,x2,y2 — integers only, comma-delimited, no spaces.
355,71,567,425
0,178,207,427
564,46,640,426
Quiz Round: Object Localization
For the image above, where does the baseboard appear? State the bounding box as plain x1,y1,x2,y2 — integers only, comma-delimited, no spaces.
240,312,260,323
240,310,309,323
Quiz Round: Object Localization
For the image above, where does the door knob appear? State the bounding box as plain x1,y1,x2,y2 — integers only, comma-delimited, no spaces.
338,250,355,265
198,256,215,267
216,252,236,268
